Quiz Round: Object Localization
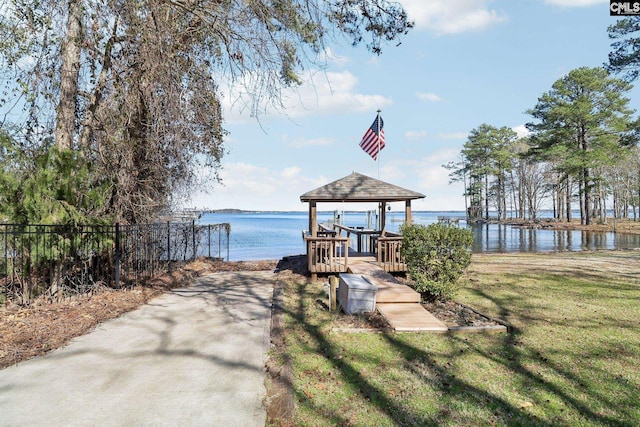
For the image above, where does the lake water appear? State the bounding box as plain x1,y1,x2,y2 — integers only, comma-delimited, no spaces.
199,211,640,261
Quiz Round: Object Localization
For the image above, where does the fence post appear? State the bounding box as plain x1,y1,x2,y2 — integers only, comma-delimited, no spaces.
166,221,171,272
115,223,121,289
225,225,230,262
192,219,196,261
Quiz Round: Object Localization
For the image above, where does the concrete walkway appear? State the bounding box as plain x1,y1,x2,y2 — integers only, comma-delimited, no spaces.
0,271,275,427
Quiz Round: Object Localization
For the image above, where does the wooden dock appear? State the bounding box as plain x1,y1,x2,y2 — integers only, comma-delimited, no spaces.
348,261,419,303
376,304,447,332
347,259,447,332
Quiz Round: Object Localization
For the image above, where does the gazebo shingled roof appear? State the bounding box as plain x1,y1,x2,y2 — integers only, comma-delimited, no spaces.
300,172,425,237
300,172,425,203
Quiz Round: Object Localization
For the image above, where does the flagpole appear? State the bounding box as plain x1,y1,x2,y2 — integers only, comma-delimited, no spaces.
376,109,381,179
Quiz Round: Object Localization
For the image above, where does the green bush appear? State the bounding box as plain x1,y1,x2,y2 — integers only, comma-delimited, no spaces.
400,222,473,301
0,132,110,225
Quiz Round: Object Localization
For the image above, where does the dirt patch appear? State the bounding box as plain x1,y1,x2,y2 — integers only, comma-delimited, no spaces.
0,257,278,369
421,299,503,329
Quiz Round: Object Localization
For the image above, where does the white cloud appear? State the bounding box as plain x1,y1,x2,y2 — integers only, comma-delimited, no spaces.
437,132,469,140
379,165,405,183
399,149,466,210
281,166,302,179
187,155,470,211
404,130,429,141
398,0,508,35
223,70,393,123
416,92,443,102
286,136,334,148
542,0,605,7
317,47,350,67
512,124,531,138
187,162,321,211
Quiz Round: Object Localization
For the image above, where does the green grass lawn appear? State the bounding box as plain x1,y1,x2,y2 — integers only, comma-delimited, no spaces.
274,251,640,426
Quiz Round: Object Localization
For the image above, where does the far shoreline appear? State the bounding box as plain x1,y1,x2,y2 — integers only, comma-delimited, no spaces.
199,209,640,235
485,217,640,235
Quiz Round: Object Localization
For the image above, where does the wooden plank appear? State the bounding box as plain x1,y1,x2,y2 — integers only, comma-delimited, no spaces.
346,260,449,332
377,303,448,332
347,262,420,303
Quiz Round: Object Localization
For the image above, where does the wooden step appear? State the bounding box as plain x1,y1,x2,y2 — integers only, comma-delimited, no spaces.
348,262,420,304
377,303,448,332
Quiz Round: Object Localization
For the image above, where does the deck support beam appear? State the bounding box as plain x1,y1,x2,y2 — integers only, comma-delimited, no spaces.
309,201,317,237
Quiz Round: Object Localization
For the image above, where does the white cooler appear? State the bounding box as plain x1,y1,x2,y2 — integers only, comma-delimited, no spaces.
338,274,377,314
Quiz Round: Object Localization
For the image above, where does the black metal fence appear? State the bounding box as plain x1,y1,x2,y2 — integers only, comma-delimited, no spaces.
0,222,230,305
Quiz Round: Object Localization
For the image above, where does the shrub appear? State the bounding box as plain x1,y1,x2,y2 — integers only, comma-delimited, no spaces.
400,222,473,301
0,132,110,225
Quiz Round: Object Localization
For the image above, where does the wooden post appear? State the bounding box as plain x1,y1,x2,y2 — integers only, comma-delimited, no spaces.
308,201,317,281
329,275,338,311
309,201,317,237
114,223,121,289
405,200,412,224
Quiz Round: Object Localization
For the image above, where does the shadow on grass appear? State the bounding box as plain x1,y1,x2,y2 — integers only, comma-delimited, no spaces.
272,256,638,426
278,280,540,426
455,286,637,426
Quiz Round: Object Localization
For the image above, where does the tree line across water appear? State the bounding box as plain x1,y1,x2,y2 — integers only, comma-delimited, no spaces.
445,72,640,225
447,16,640,226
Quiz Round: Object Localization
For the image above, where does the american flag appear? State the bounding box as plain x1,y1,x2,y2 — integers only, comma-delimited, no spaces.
359,115,385,160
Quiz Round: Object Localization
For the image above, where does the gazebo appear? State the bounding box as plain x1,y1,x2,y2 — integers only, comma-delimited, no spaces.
300,172,425,278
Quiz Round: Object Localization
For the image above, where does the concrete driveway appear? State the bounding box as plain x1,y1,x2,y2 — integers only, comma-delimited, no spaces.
0,270,275,427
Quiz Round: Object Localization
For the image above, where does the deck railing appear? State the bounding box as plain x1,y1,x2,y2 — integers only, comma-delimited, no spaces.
304,233,349,274
304,226,407,275
377,233,406,272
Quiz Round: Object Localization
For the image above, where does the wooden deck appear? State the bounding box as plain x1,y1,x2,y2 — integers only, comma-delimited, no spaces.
348,260,419,303
304,225,406,277
347,259,447,332
376,304,448,332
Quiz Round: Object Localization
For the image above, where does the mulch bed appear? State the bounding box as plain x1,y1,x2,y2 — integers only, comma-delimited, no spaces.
421,299,503,329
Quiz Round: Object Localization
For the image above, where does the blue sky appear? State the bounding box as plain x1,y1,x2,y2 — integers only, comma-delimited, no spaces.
188,0,640,212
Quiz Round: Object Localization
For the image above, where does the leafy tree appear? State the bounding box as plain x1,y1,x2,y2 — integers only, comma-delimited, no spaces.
400,222,473,301
507,137,551,220
526,67,636,225
455,124,517,221
1,0,412,222
608,16,640,82
488,126,517,220
461,124,495,221
0,130,108,224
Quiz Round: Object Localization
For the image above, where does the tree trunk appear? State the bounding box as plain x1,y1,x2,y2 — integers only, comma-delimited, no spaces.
566,178,572,222
55,0,83,150
497,175,503,220
583,167,591,226
552,184,557,219
484,173,489,221
637,167,640,221
463,169,469,219
578,177,585,225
